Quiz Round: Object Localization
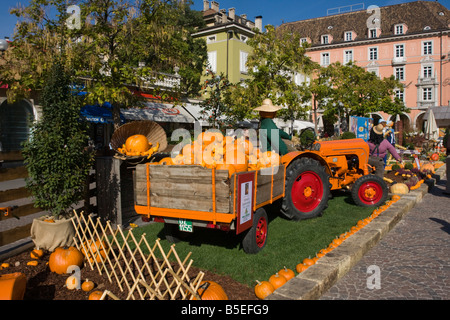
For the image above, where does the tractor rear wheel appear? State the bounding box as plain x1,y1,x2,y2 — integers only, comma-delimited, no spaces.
281,158,330,221
351,174,388,207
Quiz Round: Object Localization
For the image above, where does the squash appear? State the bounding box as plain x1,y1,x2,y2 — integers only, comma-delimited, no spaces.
389,183,409,194
420,163,435,174
65,275,80,290
26,260,38,266
195,280,228,300
49,246,84,274
0,272,27,300
254,280,274,300
88,290,104,300
268,273,287,290
81,279,95,292
30,249,44,259
278,267,295,281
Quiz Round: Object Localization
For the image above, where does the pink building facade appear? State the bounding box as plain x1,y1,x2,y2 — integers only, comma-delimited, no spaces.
280,1,450,133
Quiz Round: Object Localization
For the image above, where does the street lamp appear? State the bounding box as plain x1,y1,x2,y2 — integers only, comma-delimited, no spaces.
0,39,9,51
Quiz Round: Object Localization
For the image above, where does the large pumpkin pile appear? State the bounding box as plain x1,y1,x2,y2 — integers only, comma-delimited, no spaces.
158,131,280,177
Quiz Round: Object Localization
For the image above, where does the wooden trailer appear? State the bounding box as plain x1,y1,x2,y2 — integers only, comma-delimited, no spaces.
134,164,285,254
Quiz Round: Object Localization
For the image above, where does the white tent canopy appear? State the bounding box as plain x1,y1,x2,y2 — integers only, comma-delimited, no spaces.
424,108,439,141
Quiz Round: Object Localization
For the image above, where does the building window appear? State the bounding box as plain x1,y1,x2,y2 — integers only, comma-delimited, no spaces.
395,44,404,58
344,50,353,64
423,87,433,101
206,35,216,43
345,31,353,41
207,51,217,73
395,24,404,35
423,41,433,55
395,89,404,102
240,51,248,73
300,38,308,44
423,66,433,78
369,28,377,38
321,35,329,44
369,47,378,60
321,52,330,66
395,67,405,81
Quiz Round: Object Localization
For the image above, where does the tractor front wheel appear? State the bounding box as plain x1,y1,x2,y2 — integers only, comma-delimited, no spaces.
352,174,388,207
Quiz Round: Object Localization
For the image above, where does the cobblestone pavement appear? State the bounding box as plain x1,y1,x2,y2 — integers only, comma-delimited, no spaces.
321,174,450,300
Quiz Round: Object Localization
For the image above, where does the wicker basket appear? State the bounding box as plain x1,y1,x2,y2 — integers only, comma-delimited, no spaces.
110,121,168,156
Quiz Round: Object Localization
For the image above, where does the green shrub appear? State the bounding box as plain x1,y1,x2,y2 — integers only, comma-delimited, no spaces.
341,131,356,139
22,60,94,218
391,164,401,171
404,162,414,170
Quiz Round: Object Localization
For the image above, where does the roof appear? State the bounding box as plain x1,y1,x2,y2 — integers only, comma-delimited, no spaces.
278,1,450,47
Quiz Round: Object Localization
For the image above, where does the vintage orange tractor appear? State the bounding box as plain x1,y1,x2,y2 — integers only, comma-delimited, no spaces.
129,124,387,254
279,128,387,221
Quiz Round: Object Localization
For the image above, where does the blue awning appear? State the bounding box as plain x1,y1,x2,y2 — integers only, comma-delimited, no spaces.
80,103,125,124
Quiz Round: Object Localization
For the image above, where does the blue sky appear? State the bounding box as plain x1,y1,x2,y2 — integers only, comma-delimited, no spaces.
1,0,449,39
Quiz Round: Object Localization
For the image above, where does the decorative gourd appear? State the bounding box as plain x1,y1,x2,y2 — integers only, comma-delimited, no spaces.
268,273,287,289
254,280,274,300
278,267,295,281
30,249,44,259
196,281,228,300
0,272,27,300
65,275,80,290
26,260,38,266
82,239,107,264
81,279,95,292
420,163,435,174
389,183,409,194
88,290,103,300
49,246,84,274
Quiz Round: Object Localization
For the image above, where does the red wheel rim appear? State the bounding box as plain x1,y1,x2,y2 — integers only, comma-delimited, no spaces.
255,216,267,248
358,181,383,205
291,171,324,212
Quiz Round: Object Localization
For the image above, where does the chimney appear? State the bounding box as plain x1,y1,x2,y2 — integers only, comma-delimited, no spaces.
255,16,262,31
228,8,235,20
211,1,219,12
203,0,209,11
241,14,247,20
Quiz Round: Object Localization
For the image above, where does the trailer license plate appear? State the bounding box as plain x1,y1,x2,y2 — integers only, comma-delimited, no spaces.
179,219,193,232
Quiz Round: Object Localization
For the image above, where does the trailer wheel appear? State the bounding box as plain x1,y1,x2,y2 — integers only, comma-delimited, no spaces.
242,208,268,254
164,223,190,243
281,157,330,221
352,174,388,207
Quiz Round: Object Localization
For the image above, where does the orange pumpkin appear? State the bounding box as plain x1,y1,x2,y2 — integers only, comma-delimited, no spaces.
88,290,104,300
0,272,27,300
254,280,274,300
81,279,95,292
158,157,173,165
278,267,295,281
268,273,287,290
215,163,236,178
49,246,84,274
420,163,435,174
302,257,316,267
125,134,150,154
82,239,107,264
295,263,309,273
430,153,439,161
196,281,228,300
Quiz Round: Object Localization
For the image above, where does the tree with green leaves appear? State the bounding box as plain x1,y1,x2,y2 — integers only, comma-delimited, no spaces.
227,25,317,126
22,59,94,218
320,61,409,128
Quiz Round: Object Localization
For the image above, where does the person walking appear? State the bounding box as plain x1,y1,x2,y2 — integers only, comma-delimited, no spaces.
367,122,402,178
444,129,450,195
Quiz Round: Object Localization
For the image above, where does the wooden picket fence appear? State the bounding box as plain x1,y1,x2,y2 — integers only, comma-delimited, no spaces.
71,210,204,300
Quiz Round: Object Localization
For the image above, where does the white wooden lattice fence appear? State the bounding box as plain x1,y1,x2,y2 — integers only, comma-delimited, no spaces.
71,210,204,300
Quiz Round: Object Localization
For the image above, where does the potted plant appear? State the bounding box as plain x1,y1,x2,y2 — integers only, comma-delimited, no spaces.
22,59,94,251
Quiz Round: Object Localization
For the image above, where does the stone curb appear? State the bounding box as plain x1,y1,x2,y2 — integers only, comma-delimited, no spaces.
266,164,446,300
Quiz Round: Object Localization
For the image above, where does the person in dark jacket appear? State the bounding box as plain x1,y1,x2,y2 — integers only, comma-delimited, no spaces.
254,99,292,155
367,123,402,178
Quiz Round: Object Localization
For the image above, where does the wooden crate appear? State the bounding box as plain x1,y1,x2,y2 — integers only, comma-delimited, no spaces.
135,164,285,215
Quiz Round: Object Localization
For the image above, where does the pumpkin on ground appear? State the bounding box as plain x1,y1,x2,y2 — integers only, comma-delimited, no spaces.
88,290,104,300
296,263,309,273
30,249,44,259
49,246,84,274
389,183,409,194
254,280,274,300
278,267,295,281
196,281,228,300
82,239,107,264
268,273,287,290
81,279,95,292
